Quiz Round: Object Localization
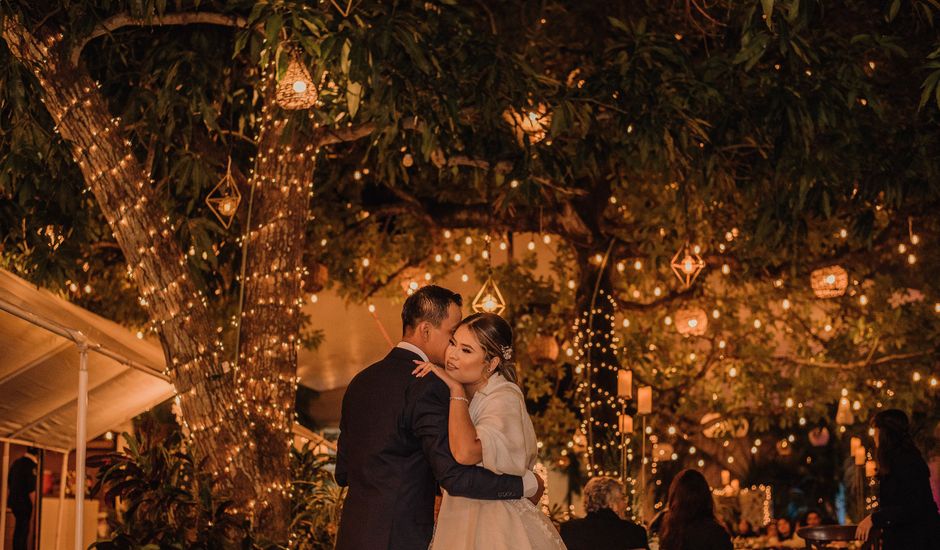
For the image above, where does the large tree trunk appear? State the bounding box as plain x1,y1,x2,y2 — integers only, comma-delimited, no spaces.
1,18,304,542
233,70,314,538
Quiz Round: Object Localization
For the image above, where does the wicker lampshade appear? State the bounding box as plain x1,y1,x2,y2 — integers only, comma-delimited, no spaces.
810,265,848,298
675,307,708,336
276,55,317,110
502,103,552,144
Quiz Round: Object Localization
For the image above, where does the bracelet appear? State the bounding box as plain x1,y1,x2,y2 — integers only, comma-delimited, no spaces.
449,396,470,404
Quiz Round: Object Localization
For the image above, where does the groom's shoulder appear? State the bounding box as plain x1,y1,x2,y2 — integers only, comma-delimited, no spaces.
406,372,448,402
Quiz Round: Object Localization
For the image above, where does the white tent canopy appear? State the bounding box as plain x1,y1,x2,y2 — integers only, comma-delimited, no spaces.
0,269,173,450
0,268,173,550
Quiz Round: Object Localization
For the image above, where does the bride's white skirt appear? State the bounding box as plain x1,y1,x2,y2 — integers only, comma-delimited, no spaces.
430,493,567,550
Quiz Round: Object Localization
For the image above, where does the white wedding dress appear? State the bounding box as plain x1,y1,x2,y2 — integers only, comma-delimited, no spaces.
430,373,567,550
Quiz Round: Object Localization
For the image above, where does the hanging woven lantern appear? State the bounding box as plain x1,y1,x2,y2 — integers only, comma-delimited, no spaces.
502,103,552,144
675,307,708,336
472,276,507,315
527,334,559,362
276,54,318,110
810,265,848,298
670,243,706,288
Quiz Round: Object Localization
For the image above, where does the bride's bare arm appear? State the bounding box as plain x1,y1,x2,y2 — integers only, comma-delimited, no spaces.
413,361,483,465
447,390,483,465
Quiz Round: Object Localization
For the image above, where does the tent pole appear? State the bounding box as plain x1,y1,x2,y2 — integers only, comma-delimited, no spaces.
0,441,9,550
56,451,68,550
74,343,88,550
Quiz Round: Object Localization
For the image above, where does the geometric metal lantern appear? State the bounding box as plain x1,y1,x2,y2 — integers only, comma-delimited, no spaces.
675,306,708,336
472,275,507,315
670,242,706,288
275,54,317,110
810,265,848,298
205,160,241,229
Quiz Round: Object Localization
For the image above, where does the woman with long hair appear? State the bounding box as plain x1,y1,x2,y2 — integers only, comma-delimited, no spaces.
658,469,732,550
855,409,940,549
413,312,566,549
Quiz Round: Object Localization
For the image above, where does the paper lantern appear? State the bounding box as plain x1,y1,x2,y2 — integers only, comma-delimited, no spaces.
618,414,633,434
617,370,633,398
472,276,507,315
836,397,854,425
854,445,866,465
808,426,830,447
675,307,708,336
637,386,653,415
811,265,848,298
276,54,317,110
527,334,560,362
850,436,861,456
865,460,876,477
670,243,706,288
503,103,552,144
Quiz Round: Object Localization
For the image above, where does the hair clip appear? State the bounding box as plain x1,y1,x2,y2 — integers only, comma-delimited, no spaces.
500,345,513,361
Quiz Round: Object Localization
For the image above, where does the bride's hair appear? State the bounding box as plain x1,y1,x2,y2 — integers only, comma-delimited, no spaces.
458,312,517,383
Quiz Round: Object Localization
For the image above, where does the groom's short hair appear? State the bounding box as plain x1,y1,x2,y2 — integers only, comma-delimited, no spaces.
402,285,463,336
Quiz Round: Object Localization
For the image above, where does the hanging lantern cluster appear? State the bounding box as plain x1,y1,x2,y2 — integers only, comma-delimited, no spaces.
276,54,318,110
675,306,708,336
810,265,848,298
527,334,560,362
670,242,706,288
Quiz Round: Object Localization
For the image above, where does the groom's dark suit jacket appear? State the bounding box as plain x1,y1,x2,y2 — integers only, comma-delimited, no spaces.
334,346,524,550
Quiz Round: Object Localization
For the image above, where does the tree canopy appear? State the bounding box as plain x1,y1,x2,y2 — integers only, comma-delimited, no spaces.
2,0,940,534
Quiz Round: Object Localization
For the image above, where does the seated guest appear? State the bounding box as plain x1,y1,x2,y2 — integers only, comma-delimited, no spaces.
734,518,756,538
803,510,823,528
775,517,794,540
658,469,732,550
560,476,649,550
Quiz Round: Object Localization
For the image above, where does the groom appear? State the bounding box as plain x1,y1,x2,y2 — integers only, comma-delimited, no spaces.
334,285,543,549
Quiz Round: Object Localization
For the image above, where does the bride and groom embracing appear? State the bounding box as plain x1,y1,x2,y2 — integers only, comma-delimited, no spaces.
334,285,566,549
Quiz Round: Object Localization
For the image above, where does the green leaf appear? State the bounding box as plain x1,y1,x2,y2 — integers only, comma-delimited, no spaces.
887,0,901,22
761,0,775,29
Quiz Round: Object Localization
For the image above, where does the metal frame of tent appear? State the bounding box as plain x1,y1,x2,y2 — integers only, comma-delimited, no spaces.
0,295,170,550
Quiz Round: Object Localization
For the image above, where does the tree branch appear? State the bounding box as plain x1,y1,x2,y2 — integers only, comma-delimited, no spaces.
71,12,249,65
773,350,935,369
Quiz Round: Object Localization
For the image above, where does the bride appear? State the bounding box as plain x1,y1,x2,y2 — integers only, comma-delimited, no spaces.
413,312,566,550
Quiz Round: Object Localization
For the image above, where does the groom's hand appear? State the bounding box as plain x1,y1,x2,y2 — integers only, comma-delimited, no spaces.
527,473,545,505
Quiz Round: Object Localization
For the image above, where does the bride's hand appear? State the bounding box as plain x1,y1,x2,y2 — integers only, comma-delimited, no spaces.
412,360,462,392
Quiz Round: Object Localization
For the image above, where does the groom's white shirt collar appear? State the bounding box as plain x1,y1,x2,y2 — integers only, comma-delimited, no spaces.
395,341,429,362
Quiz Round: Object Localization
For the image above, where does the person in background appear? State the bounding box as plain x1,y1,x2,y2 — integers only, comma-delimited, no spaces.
8,446,39,550
803,510,823,528
855,409,940,549
560,476,648,550
775,517,794,540
733,518,756,538
658,469,732,550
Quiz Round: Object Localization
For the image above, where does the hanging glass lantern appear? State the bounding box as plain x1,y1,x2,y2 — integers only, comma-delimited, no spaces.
670,243,706,288
811,265,848,298
276,54,318,110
